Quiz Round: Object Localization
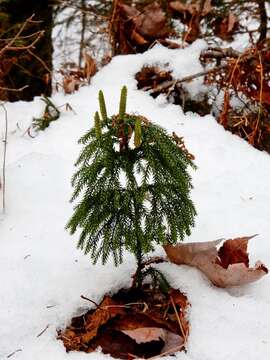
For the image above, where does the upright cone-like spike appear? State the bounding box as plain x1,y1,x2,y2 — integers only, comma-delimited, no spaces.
94,111,102,138
119,86,127,121
98,90,107,122
134,119,142,148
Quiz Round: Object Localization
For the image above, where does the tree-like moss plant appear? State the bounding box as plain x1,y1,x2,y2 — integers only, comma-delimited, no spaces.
66,87,196,288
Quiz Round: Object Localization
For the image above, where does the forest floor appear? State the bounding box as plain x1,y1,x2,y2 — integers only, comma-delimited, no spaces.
0,41,270,360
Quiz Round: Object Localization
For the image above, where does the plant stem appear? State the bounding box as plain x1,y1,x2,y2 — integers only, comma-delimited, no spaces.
134,203,143,288
135,236,143,288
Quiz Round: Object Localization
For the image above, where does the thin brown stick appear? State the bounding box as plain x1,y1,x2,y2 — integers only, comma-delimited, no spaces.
6,349,22,359
0,85,28,93
0,14,42,57
36,324,50,338
151,64,229,95
102,302,148,310
109,0,119,56
4,30,44,52
0,30,44,42
0,15,34,56
80,295,100,308
170,295,187,344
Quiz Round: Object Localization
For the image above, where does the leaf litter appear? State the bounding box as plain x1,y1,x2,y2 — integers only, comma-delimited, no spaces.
58,236,268,357
58,284,189,359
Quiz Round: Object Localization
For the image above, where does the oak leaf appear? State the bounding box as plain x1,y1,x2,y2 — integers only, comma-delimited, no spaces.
164,236,268,287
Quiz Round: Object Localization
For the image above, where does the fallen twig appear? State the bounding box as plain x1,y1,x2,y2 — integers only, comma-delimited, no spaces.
80,295,100,308
7,349,22,359
151,64,228,95
0,85,29,93
170,295,187,345
36,324,50,338
46,304,57,309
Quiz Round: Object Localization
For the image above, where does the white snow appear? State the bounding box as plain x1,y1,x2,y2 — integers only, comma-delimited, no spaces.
0,41,270,360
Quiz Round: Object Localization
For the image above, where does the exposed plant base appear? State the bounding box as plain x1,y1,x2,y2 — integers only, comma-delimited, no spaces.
58,284,189,359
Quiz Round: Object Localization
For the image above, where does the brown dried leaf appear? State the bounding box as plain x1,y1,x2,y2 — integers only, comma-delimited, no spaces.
169,1,198,18
169,0,212,43
135,66,172,90
216,237,249,268
59,295,126,350
135,2,169,39
162,330,184,353
119,3,140,18
82,295,126,343
84,53,97,83
91,329,141,358
122,327,166,344
130,29,148,46
169,0,212,19
164,236,268,287
63,75,81,94
120,2,169,40
164,238,222,265
112,313,164,331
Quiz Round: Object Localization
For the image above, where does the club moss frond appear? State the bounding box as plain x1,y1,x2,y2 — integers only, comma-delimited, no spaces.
67,87,196,287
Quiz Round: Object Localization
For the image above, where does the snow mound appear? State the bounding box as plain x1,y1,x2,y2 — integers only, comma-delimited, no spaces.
0,42,269,360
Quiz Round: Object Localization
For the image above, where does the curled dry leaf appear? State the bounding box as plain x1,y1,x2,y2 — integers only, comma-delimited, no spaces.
61,54,97,94
122,327,166,344
120,2,169,40
164,236,268,288
122,327,184,354
63,76,81,94
169,0,212,43
60,295,125,350
116,1,174,54
135,66,173,91
134,2,169,40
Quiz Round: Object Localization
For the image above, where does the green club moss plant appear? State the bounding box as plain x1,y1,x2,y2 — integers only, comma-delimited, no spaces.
66,87,196,287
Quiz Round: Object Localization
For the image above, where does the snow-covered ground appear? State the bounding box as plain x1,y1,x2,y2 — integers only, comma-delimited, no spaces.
0,41,270,360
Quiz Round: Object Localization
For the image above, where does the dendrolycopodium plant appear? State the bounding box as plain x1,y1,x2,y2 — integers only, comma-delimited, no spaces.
66,86,196,288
